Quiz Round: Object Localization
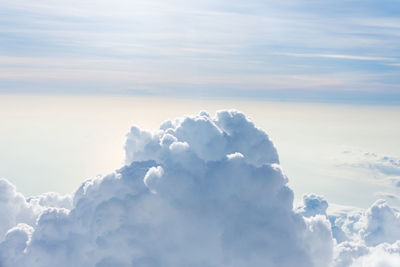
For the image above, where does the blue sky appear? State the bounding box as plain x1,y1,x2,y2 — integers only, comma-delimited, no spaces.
1,0,400,103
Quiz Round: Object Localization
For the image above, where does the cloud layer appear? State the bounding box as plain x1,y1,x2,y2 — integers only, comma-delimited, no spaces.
0,110,399,266
2,0,400,101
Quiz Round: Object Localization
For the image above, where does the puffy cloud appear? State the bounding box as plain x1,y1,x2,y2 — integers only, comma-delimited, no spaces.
296,194,351,244
350,241,400,267
324,199,400,265
27,192,73,210
295,190,400,264
303,215,334,266
0,110,333,267
125,110,280,167
333,241,369,267
297,194,329,217
0,178,73,244
0,223,34,265
0,179,35,241
328,199,400,246
2,110,400,266
333,240,400,267
356,200,400,246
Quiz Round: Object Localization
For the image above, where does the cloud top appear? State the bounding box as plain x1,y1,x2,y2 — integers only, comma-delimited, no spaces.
0,110,333,267
125,110,280,166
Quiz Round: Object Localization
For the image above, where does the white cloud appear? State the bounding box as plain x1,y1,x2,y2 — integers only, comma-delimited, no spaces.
2,1,400,97
296,194,400,266
342,151,400,176
0,178,73,243
326,199,400,248
338,150,400,188
374,192,400,200
1,110,400,266
277,53,395,62
0,110,333,266
297,194,329,217
143,166,164,194
125,110,280,166
350,241,400,267
357,200,400,246
27,192,73,210
0,179,35,242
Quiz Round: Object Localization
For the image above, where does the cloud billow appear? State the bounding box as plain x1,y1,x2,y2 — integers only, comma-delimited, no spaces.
0,110,399,266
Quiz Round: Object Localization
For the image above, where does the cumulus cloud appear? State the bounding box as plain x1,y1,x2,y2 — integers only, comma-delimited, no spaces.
350,241,400,267
0,110,400,266
0,179,35,241
27,192,72,210
0,178,72,244
333,241,369,267
325,198,400,247
324,198,400,266
297,194,329,217
295,190,400,265
125,110,280,167
334,241,400,267
0,110,334,266
356,200,400,246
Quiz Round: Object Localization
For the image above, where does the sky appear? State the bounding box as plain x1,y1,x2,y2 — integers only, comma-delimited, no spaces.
1,0,400,103
1,94,400,209
2,1,400,266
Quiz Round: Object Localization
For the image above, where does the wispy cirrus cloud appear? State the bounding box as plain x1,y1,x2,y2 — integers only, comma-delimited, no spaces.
1,0,400,102
277,53,396,62
374,192,400,200
339,150,400,190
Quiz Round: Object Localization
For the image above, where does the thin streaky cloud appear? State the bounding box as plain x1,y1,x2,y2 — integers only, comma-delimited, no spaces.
277,52,396,62
374,192,400,200
1,0,400,101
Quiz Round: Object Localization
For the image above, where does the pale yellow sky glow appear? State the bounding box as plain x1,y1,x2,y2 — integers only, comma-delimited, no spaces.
1,94,399,208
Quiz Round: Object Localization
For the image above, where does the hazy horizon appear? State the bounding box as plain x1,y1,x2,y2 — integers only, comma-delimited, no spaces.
1,93,399,209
